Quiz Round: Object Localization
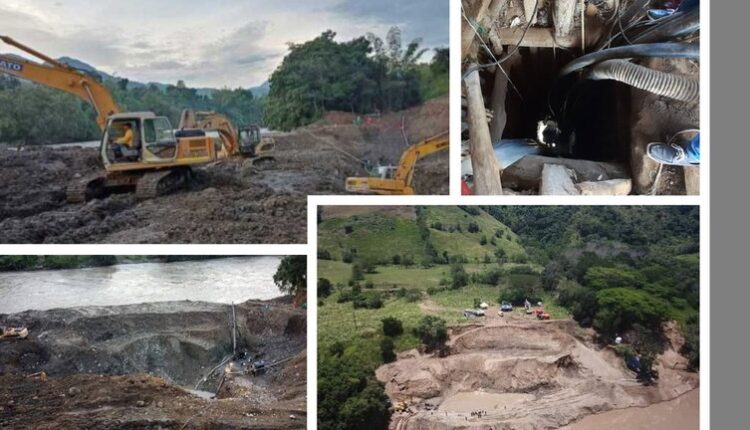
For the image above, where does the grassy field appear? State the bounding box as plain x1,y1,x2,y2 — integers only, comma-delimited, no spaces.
317,269,569,367
317,212,425,263
318,260,497,288
423,206,526,260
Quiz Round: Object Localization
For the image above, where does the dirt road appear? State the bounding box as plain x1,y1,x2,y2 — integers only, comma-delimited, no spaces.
0,298,306,429
0,97,448,243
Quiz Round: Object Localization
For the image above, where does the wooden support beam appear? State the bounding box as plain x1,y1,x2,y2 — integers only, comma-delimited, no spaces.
464,65,504,195
488,51,520,142
523,0,539,25
553,0,578,37
502,155,630,190
576,179,633,195
683,166,700,195
491,27,582,49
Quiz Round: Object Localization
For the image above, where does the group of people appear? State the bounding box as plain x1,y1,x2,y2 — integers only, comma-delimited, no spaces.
470,410,488,418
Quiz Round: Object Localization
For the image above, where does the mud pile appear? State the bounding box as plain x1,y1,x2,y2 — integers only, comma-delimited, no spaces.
0,299,306,429
0,97,447,243
376,319,698,430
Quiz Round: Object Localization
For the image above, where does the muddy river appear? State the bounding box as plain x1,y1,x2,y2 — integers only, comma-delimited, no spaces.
562,389,699,430
0,256,282,313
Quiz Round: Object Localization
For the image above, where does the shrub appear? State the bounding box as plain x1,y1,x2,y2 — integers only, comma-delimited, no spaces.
365,280,374,289
342,251,354,263
681,314,699,371
414,315,447,352
318,249,332,260
318,278,333,298
403,289,423,303
351,263,364,282
391,254,401,265
450,263,468,289
353,292,384,309
380,337,396,363
382,317,404,337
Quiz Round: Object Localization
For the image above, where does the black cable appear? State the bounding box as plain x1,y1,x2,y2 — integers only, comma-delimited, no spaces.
462,0,539,78
558,42,700,77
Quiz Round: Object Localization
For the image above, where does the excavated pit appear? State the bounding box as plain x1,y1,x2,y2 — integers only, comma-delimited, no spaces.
376,319,698,430
462,0,700,195
0,299,307,429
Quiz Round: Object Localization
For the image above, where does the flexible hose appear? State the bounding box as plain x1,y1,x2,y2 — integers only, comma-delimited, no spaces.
558,43,699,77
632,7,700,44
587,59,699,102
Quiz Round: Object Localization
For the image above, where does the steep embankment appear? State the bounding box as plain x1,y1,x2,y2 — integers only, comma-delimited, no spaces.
0,299,307,429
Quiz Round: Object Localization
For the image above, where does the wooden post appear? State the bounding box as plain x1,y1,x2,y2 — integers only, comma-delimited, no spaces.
524,0,538,25
554,0,577,37
231,302,237,355
489,52,520,142
464,65,504,195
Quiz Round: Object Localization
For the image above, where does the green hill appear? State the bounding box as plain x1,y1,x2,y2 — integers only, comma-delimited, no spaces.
318,206,527,265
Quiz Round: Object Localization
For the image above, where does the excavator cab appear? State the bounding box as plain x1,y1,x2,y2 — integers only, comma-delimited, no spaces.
101,113,180,166
239,125,276,163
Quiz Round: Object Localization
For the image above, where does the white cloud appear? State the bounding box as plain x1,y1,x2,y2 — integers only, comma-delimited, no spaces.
0,0,448,88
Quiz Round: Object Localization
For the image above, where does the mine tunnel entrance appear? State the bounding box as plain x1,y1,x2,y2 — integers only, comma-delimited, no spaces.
484,46,630,163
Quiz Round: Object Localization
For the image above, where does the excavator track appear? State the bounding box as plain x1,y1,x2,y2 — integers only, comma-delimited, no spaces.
66,173,106,204
135,168,189,200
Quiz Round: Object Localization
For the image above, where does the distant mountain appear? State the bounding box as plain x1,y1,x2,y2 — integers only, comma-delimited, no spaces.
250,81,270,97
55,56,270,98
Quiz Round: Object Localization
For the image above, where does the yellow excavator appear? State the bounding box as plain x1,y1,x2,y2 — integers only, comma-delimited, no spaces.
345,131,449,195
0,35,270,202
177,110,275,164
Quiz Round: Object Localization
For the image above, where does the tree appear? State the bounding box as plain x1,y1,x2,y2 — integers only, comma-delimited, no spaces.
382,317,404,337
273,256,306,296
318,278,333,298
450,262,468,289
414,315,448,352
593,288,668,336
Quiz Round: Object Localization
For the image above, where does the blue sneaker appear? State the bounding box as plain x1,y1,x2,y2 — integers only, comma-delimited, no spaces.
646,142,697,166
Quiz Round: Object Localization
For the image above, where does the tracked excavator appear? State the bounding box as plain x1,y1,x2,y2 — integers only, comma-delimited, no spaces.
345,131,449,195
177,109,275,164
0,35,270,202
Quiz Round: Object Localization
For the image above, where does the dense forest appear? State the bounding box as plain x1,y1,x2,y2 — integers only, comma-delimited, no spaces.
265,28,449,131
0,75,262,145
0,255,233,271
317,206,700,429
0,26,448,144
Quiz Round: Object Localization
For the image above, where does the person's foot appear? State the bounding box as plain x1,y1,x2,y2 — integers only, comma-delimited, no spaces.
646,142,697,166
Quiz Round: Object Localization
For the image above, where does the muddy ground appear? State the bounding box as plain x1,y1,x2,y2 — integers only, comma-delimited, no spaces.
0,97,448,244
376,313,698,430
0,298,306,429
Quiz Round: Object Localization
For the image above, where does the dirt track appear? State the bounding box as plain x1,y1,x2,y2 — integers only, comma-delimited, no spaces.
0,97,448,244
0,299,306,429
376,314,698,429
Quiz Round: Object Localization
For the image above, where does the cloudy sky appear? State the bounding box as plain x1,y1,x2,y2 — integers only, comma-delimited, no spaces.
0,0,448,88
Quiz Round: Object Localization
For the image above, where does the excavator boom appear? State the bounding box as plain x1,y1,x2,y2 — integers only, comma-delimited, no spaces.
0,35,120,131
345,131,449,195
